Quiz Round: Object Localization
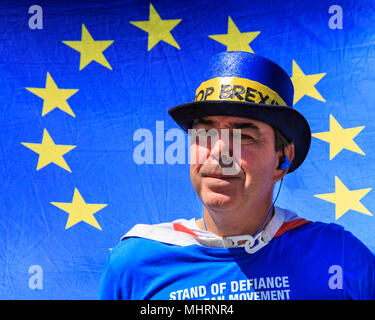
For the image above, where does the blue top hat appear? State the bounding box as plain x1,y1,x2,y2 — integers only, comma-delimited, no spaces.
168,51,311,173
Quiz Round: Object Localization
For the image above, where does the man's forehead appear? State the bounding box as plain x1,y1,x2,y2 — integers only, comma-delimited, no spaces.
192,115,273,132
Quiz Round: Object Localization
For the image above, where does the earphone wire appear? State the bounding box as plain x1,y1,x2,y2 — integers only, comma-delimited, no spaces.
252,177,283,236
203,210,207,231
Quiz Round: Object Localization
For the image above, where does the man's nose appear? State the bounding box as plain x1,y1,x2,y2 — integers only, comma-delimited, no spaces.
209,131,233,166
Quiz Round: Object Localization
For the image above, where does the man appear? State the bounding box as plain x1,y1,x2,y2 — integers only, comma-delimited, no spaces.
98,51,375,300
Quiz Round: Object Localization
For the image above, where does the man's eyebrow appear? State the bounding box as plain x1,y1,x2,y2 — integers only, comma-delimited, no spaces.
192,118,262,135
228,121,261,132
192,118,215,127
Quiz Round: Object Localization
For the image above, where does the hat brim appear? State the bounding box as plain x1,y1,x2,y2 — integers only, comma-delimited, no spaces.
168,100,311,173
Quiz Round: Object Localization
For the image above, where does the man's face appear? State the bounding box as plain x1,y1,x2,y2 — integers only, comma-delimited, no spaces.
190,115,281,211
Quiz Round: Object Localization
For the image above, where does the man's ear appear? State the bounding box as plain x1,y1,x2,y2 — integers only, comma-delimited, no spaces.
273,143,295,183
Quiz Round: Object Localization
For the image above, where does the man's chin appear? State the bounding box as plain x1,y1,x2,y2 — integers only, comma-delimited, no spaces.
201,192,238,210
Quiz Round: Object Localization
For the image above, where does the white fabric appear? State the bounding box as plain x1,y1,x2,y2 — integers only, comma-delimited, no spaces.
121,206,300,250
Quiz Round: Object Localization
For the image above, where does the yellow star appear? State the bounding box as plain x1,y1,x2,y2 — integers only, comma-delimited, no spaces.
21,129,76,172
208,16,260,53
51,188,107,230
291,60,326,105
315,176,372,220
312,114,365,160
26,72,78,117
62,24,114,70
130,3,182,51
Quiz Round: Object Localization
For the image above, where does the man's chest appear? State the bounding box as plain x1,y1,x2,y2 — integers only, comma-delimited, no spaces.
133,249,344,300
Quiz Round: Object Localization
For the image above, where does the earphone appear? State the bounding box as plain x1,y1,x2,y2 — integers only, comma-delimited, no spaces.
279,156,291,170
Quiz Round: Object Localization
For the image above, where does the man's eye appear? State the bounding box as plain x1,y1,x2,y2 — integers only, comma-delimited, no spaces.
241,134,255,140
233,131,255,143
195,128,208,137
195,128,220,138
240,135,255,144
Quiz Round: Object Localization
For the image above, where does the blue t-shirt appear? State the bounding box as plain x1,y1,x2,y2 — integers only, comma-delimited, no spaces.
98,221,375,300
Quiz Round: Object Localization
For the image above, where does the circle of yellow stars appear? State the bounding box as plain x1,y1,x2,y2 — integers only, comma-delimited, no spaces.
22,2,372,229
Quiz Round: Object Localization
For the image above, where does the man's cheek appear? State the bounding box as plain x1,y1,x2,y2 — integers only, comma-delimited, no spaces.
190,144,209,165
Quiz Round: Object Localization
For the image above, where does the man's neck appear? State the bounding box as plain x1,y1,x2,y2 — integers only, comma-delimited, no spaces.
198,201,275,237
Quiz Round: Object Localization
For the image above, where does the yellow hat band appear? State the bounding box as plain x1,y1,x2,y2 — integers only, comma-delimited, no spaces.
194,77,287,106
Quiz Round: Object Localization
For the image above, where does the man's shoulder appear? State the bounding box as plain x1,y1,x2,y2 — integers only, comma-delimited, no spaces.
111,235,168,258
280,211,374,257
275,207,347,240
293,218,357,241
294,219,346,235
110,219,193,259
104,236,169,275
278,206,353,236
283,214,353,242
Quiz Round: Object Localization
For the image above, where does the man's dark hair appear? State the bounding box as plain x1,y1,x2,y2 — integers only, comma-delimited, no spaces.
273,128,292,152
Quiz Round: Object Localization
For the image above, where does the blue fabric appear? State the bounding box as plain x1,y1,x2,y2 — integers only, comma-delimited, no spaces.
98,222,375,300
1,0,375,299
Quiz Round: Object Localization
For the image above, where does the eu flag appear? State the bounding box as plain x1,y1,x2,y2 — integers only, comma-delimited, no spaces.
0,0,374,299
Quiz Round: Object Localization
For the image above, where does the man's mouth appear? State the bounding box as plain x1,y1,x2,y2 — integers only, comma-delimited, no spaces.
203,173,241,180
199,163,243,181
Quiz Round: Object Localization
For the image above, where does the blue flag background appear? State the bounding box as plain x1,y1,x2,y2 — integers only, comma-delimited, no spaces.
0,0,374,299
